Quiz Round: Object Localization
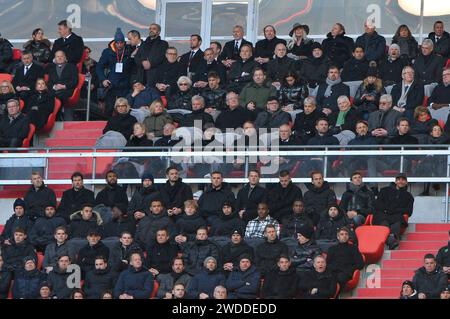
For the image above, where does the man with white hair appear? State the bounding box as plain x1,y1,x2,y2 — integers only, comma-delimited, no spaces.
379,43,409,87
368,94,402,143
391,66,424,121
355,20,386,63
413,38,445,85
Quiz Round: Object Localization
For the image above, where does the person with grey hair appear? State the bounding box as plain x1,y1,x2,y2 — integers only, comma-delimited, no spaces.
368,94,402,143
428,21,450,59
413,39,445,85
186,256,225,299
213,285,228,299
168,76,194,110
215,91,255,131
379,43,410,86
180,95,214,128
391,66,424,121
0,99,30,147
293,96,325,143
328,95,361,145
219,25,253,67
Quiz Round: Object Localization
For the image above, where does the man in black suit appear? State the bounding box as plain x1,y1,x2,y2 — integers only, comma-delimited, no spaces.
192,48,227,89
51,20,84,65
134,23,169,87
179,34,204,78
316,65,350,115
219,25,253,68
0,99,30,147
47,50,78,120
13,50,45,100
127,30,144,85
428,21,450,59
236,170,268,223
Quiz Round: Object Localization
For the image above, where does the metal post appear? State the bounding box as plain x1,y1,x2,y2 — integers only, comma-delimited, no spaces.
44,149,49,180
85,73,92,121
445,148,450,223
91,150,97,192
400,147,404,173
323,147,328,178
419,0,425,44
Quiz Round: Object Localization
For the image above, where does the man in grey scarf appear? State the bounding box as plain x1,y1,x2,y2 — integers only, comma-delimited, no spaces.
316,65,350,115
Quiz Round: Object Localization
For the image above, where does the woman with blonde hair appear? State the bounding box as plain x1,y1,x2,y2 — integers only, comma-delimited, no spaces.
0,80,17,116
354,68,386,119
143,99,173,139
102,97,137,140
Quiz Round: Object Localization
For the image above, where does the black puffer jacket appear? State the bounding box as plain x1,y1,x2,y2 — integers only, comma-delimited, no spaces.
209,211,246,237
261,265,299,299
24,183,57,221
102,215,136,238
135,211,176,247
326,242,364,278
298,268,337,299
221,241,255,267
303,182,337,223
28,215,66,248
1,213,34,244
68,210,103,239
201,87,227,111
127,185,160,215
159,178,193,211
267,56,298,82
175,212,207,241
299,55,330,87
182,239,221,275
103,112,137,140
315,206,351,241
83,266,117,299
12,267,47,299
293,108,324,142
23,39,52,64
280,212,314,239
339,183,376,218
77,241,110,275
2,240,37,272
57,187,95,223
322,32,354,68
168,90,193,110
255,239,289,276
145,241,179,274
267,181,303,222
412,266,448,299
94,184,129,210
341,57,369,82
291,239,322,272
198,183,236,222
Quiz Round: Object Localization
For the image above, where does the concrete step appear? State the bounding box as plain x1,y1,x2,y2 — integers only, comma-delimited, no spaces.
398,241,444,251
390,250,433,259
54,129,103,139
63,121,106,130
415,224,450,232
406,232,449,241
382,259,423,269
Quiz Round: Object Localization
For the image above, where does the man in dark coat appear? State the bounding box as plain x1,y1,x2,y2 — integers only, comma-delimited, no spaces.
368,94,402,143
108,231,143,273
254,25,286,66
76,230,110,276
126,79,160,109
303,171,337,225
57,172,95,223
68,204,103,239
436,232,450,279
114,252,154,299
254,97,291,130
2,228,36,272
266,43,298,84
227,44,259,93
46,255,73,299
355,22,386,63
12,50,45,100
236,170,268,223
290,225,322,272
0,99,30,147
156,257,192,299
0,198,33,245
428,21,450,59
413,254,448,299
267,170,303,222
298,255,337,299
321,23,354,69
0,34,13,72
326,227,364,289
341,46,369,82
0,255,12,299
192,48,227,86
379,44,410,86
179,95,214,127
83,256,117,299
316,66,350,114
24,172,57,221
254,225,289,276
11,256,46,299
102,204,136,238
94,170,129,221
51,20,84,64
413,39,445,85
225,254,260,299
315,205,353,242
42,226,75,273
29,204,66,252
374,174,414,250
222,230,255,272
127,173,160,215
219,25,253,64
146,228,180,276
182,227,220,276
174,200,207,243
155,47,185,98
299,42,331,87
179,34,204,77
281,200,314,239
209,201,246,237
47,50,78,102
134,23,168,87
159,166,193,219
261,255,299,298
429,68,450,108
293,97,325,143
215,92,255,131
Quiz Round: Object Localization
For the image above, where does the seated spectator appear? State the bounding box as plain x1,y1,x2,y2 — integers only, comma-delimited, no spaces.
227,44,258,93
368,94,402,143
0,99,30,147
69,204,103,239
400,280,419,299
167,283,186,299
287,23,313,60
168,76,194,110
108,231,143,273
339,171,375,227
354,67,387,119
94,170,128,222
341,45,369,82
57,172,95,223
299,42,330,88
2,228,36,272
0,198,33,245
441,286,450,300
22,78,54,130
201,71,227,117
29,204,66,252
428,21,450,59
174,200,207,244
326,226,364,289
114,252,154,299
143,100,173,139
102,204,136,239
102,98,137,142
187,256,225,299
374,174,414,250
159,166,193,218
254,224,288,276
198,171,236,224
215,91,255,131
254,25,286,66
391,66,425,121
77,229,110,276
254,96,291,130
267,170,303,222
379,44,409,87
210,201,246,237
328,95,361,145
240,67,277,112
13,50,45,100
391,24,419,61
278,71,309,110
410,106,438,144
213,285,228,299
219,25,252,67
83,256,117,299
281,200,314,239
316,65,350,115
179,95,214,128
38,282,55,300
0,255,12,299
298,255,337,299
413,39,445,85
245,203,280,239
436,231,450,279
222,230,255,272
192,48,226,87
182,227,220,276
127,173,160,215
236,170,268,223
156,257,192,299
355,20,386,63
429,68,450,109
389,118,419,147
155,47,185,98
412,253,448,299
146,228,179,276
290,225,322,272
303,171,337,225
315,205,353,242
126,79,160,109
225,255,260,299
70,289,85,299
12,256,46,299
266,43,298,87
261,255,299,298
345,121,377,175
46,255,72,299
0,81,17,116
306,118,340,147
293,97,324,143
42,226,75,274
0,34,13,72
23,28,52,65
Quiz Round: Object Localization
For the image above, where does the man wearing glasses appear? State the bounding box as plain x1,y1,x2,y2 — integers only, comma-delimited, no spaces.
0,99,30,147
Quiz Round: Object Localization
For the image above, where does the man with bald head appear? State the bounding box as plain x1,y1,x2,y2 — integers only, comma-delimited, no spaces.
355,20,386,63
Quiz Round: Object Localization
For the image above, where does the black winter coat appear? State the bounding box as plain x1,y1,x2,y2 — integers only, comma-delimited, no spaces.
328,107,361,134
316,82,350,112
412,266,448,299
94,184,129,209
341,58,369,82
428,31,450,58
57,187,95,223
47,267,72,299
280,212,314,239
145,241,179,274
2,240,36,272
221,241,255,267
24,39,52,64
51,33,84,64
374,184,414,225
299,55,330,87
102,215,136,238
77,241,110,275
0,267,12,299
175,212,207,241
326,242,364,278
236,184,268,223
303,181,337,222
201,87,227,111
159,178,193,210
255,239,289,276
267,181,303,222
168,90,193,111
225,265,261,299
12,268,47,299
293,108,324,141
354,83,386,114
127,185,160,215
261,265,299,299
29,215,66,248
103,112,137,140
413,54,445,85
315,209,351,241
1,213,34,244
68,210,103,239
436,243,450,268
113,265,154,299
322,33,354,68
339,184,375,217
209,211,246,237
278,82,309,109
0,113,30,147
108,241,143,273
182,239,221,275
291,239,322,271
266,56,298,82
298,269,337,299
355,31,386,62
83,266,117,299
135,212,176,247
198,183,236,221
379,57,410,86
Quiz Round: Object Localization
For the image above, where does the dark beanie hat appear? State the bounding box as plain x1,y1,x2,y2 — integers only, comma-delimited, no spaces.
23,255,37,265
40,281,52,290
311,42,323,51
239,254,253,263
297,225,314,239
402,280,415,291
14,198,26,210
366,67,379,78
114,27,125,42
141,172,154,183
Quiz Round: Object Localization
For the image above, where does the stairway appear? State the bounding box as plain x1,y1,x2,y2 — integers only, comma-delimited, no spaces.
352,223,450,299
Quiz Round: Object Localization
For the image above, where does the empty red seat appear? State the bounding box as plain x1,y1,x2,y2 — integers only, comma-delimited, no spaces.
12,48,22,61
0,224,4,234
22,123,36,147
150,280,159,299
65,73,85,108
0,73,13,82
356,225,390,264
344,269,360,292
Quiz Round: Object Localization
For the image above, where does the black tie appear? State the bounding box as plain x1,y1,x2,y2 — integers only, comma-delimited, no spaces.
436,37,440,42
189,51,195,61
24,66,29,75
234,41,239,53
405,85,409,92
248,186,254,199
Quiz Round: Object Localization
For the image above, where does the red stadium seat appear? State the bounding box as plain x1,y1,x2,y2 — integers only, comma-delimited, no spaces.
0,73,13,82
438,119,445,130
0,224,4,234
344,269,360,292
330,283,340,299
19,99,24,111
356,225,390,264
37,252,44,270
65,73,85,108
446,58,450,68
22,123,36,147
400,214,409,235
39,98,62,134
161,95,168,108
364,214,374,225
150,280,159,299
44,74,49,83
77,49,87,74
12,49,22,61
423,96,429,107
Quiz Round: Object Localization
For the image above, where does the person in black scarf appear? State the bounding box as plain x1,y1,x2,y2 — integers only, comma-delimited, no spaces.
299,42,330,88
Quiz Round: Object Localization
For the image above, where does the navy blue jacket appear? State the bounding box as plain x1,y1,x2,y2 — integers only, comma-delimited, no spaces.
12,268,47,299
355,31,386,62
126,86,160,109
29,215,66,248
114,266,154,299
186,268,225,299
96,41,132,90
225,265,260,299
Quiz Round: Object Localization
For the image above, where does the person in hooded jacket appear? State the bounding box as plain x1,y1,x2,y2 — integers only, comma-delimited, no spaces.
102,204,136,239
23,28,52,64
77,230,110,277
187,256,225,299
174,200,207,244
68,204,103,239
412,254,448,299
298,254,337,299
24,171,57,221
2,228,36,272
322,23,354,69
146,228,180,276
290,225,322,273
222,230,255,272
83,256,117,299
29,204,66,252
326,226,364,289
299,42,330,88
261,255,299,298
225,254,260,299
280,200,314,239
400,280,419,299
210,201,246,238
127,173,160,215
303,171,337,225
0,255,12,299
12,256,47,299
0,198,34,245
254,224,289,276
315,205,354,243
